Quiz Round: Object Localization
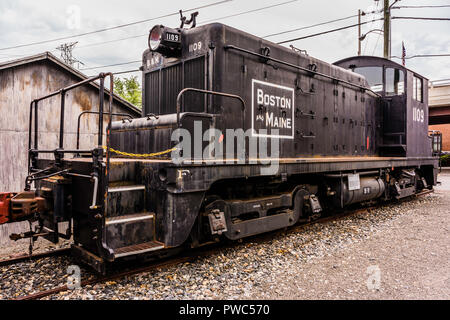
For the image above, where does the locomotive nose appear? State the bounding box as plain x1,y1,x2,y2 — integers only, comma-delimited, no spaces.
148,25,182,57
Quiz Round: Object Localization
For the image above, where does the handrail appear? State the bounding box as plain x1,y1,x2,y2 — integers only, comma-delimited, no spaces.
25,72,115,259
176,88,246,128
102,72,114,262
30,149,93,154
28,73,111,152
26,71,114,199
76,111,133,151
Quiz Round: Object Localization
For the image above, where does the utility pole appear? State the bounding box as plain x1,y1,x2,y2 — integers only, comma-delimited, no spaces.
358,9,362,56
56,42,84,69
383,0,401,59
383,0,391,59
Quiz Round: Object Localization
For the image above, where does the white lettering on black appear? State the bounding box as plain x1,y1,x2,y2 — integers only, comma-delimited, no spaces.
257,89,292,109
189,42,202,53
412,107,424,123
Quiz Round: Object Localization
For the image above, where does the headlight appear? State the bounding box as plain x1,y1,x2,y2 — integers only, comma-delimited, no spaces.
149,25,162,51
148,25,181,57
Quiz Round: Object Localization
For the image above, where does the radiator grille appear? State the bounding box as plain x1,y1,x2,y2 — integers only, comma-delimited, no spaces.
144,56,206,115
162,63,182,114
184,56,206,113
145,71,159,114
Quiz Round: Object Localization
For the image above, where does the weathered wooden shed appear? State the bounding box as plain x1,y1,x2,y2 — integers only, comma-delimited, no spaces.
0,52,141,192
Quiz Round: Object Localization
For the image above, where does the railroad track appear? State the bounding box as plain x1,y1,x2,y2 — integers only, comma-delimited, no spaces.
11,189,434,300
0,248,71,267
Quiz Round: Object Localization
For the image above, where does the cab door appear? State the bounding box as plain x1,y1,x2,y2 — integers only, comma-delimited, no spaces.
381,67,407,155
407,73,429,157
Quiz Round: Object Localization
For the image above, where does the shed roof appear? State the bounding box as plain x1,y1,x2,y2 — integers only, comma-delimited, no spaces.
0,52,141,116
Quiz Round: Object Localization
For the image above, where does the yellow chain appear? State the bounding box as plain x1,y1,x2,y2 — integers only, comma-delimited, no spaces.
102,146,177,158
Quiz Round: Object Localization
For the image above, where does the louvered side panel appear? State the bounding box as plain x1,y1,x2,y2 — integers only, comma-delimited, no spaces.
161,63,182,115
184,56,206,113
144,70,160,115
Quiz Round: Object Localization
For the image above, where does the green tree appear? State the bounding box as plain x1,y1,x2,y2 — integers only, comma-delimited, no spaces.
114,76,142,108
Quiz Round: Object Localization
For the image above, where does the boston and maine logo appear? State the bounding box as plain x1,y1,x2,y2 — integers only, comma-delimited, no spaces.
251,79,295,139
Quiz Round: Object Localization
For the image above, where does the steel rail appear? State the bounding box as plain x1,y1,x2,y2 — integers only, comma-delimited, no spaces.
0,248,71,267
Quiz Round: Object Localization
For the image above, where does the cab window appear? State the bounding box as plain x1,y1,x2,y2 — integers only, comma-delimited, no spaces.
385,68,405,96
413,75,423,102
353,66,383,93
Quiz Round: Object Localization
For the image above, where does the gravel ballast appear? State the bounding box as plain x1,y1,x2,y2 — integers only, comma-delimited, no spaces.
1,174,449,300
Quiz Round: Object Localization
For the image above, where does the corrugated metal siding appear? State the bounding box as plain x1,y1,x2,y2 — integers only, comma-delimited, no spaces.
145,70,160,115
162,63,183,114
184,56,206,113
144,56,206,116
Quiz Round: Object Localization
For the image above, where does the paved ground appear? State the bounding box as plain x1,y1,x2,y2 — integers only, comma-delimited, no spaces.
267,174,450,299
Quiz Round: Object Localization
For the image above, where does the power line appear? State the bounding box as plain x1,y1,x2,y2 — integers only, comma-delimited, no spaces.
275,12,450,47
41,6,449,71
392,5,450,9
371,1,383,56
0,52,27,58
87,69,141,77
76,34,147,50
263,9,382,39
0,0,232,51
3,0,303,70
372,25,383,56
363,1,381,55
277,18,383,44
391,54,450,60
263,14,357,38
0,48,63,63
392,17,450,21
80,60,141,71
74,1,302,71
79,16,387,71
76,0,302,51
200,0,299,24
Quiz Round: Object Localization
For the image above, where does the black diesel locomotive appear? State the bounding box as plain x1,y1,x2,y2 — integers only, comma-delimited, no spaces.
2,17,440,272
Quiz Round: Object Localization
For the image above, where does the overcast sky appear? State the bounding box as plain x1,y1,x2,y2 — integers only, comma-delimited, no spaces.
0,0,449,81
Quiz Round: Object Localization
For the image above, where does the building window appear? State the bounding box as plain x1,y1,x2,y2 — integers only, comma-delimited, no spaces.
385,68,405,96
413,75,423,102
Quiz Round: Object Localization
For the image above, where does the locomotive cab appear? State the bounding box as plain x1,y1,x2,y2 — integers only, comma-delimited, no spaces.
334,56,429,158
